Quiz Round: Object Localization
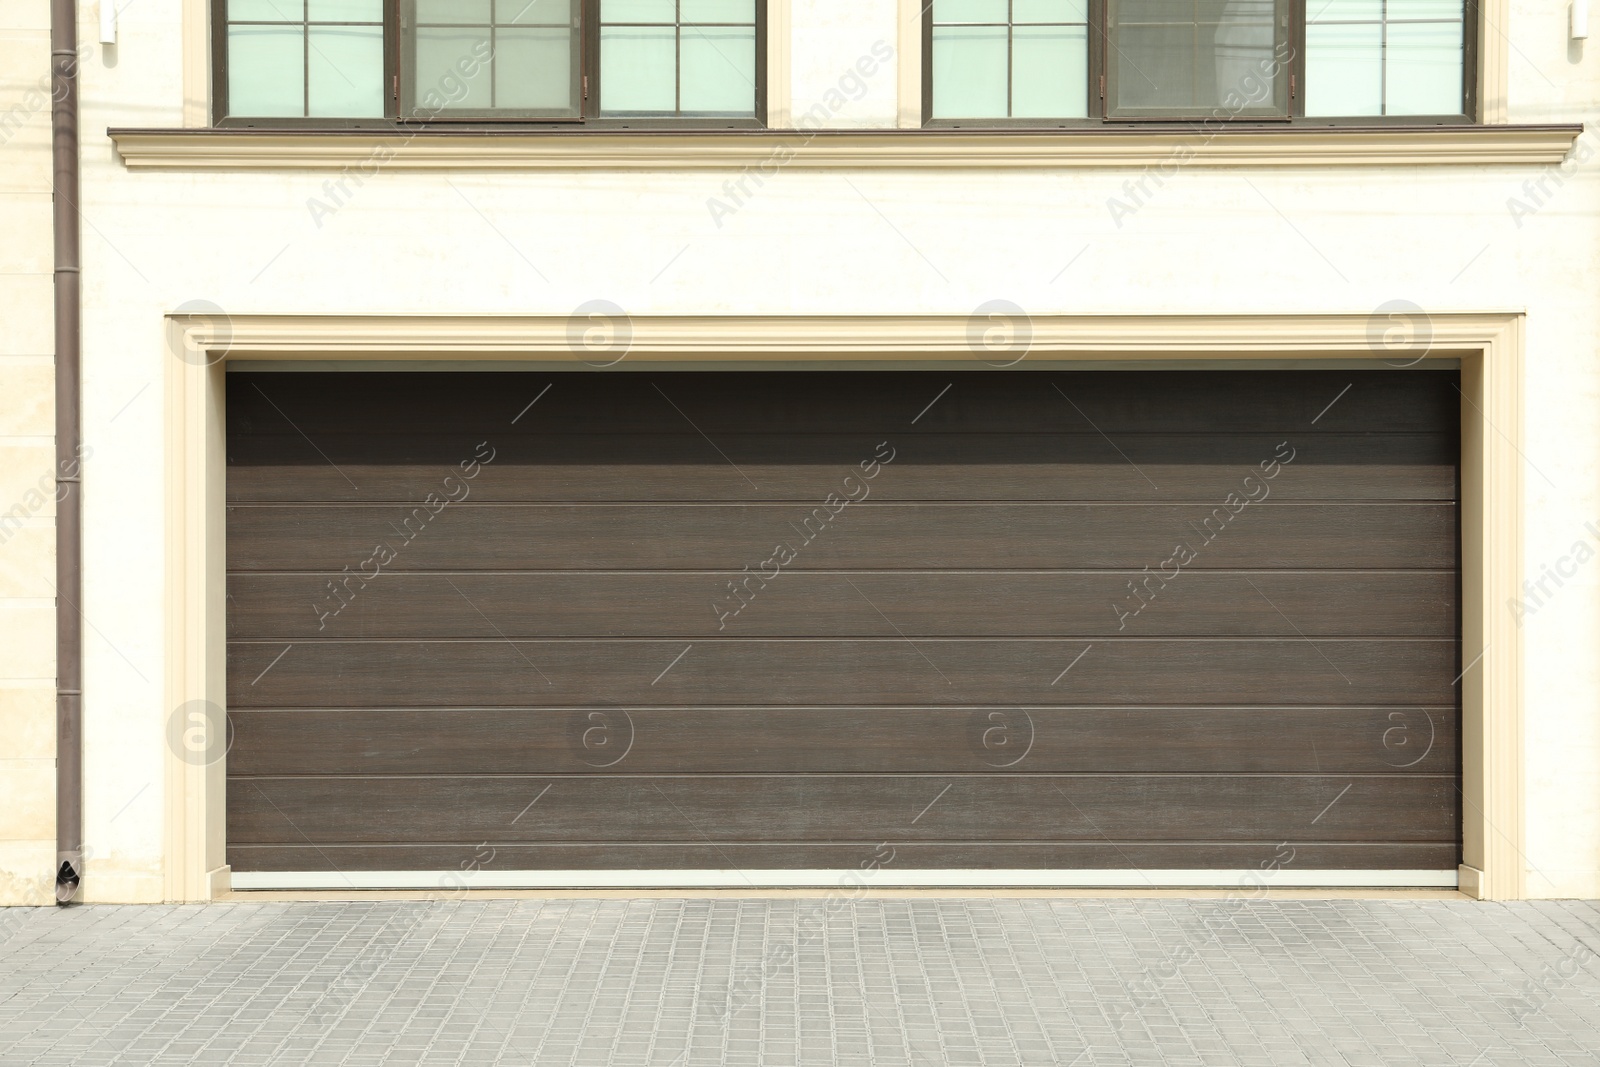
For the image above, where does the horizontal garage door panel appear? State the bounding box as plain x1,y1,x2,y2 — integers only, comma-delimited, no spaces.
229,841,1461,873
226,432,1455,503
229,776,1457,845
226,370,1461,877
229,371,1458,435
229,638,1456,709
228,707,1458,776
229,571,1458,639
227,503,1457,571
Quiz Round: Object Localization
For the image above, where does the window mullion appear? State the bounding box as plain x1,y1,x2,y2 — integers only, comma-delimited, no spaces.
1006,0,1013,120
1192,0,1200,107
303,4,311,118
1380,0,1389,117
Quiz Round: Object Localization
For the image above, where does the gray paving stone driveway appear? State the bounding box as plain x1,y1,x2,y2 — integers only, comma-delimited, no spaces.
1,898,1598,1066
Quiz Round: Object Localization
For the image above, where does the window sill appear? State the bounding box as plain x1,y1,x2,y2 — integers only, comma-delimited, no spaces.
108,123,1584,170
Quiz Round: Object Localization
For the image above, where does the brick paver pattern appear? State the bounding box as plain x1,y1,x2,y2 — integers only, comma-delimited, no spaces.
1,899,1598,1065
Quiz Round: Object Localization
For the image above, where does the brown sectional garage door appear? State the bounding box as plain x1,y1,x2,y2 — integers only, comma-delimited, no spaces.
225,370,1460,878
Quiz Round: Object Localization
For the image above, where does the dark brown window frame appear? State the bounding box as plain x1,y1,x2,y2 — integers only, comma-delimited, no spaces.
1103,0,1293,122
922,0,1094,121
399,0,584,122
213,0,767,129
212,0,400,128
922,0,1479,128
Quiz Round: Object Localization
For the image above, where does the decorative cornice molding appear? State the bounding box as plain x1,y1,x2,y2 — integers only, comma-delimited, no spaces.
112,125,1584,170
169,312,1524,361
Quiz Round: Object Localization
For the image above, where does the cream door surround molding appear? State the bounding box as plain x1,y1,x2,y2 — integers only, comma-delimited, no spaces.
164,312,1525,902
113,124,1581,170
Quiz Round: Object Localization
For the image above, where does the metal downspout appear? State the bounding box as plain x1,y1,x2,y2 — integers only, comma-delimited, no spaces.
52,0,83,906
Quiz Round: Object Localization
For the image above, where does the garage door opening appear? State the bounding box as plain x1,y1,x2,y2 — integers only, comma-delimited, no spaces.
223,369,1461,889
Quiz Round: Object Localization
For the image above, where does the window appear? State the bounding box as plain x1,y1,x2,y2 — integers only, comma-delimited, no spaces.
407,1,580,119
214,0,765,124
598,0,760,116
222,1,387,119
930,1,1091,120
1304,0,1466,117
923,0,1474,123
1106,0,1289,119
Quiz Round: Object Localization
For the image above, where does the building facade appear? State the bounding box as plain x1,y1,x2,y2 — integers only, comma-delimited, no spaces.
1,0,1598,905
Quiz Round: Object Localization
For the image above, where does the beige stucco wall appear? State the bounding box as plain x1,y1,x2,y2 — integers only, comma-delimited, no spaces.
0,0,1595,903
0,0,58,906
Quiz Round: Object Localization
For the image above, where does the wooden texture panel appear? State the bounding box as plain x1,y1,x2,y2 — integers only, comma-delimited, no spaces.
225,432,1457,503
229,571,1459,639
227,775,1459,844
227,707,1460,776
228,842,1463,873
226,370,1461,435
226,503,1458,571
225,370,1463,875
227,638,1457,709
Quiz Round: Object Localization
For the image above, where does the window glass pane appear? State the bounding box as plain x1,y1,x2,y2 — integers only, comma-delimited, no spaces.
603,0,676,22
416,0,492,22
930,25,1008,117
1114,0,1197,114
308,25,384,116
1386,18,1463,114
601,25,677,111
1304,21,1381,114
414,28,495,109
1014,0,1089,21
1012,24,1087,117
308,0,381,20
507,0,574,24
1213,0,1280,106
681,0,755,22
1303,0,1463,116
1306,0,1381,20
681,26,756,111
228,25,305,116
230,0,303,21
932,0,1009,21
408,1,577,115
930,2,1089,119
1110,0,1282,114
494,26,576,108
1387,0,1463,19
